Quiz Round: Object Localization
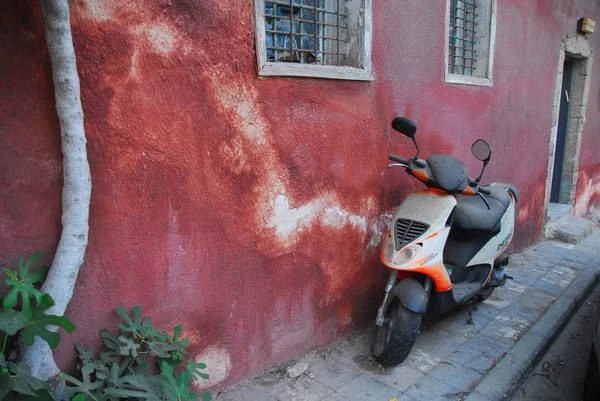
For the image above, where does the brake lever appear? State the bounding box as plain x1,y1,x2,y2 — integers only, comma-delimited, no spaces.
388,163,408,169
477,193,490,210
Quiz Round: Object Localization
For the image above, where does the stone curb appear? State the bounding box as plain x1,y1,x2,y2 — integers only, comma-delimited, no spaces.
464,259,600,401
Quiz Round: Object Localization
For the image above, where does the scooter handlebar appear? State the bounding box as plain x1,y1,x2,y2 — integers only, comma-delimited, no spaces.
389,154,409,165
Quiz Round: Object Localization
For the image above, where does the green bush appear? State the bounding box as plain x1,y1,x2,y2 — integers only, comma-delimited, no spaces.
63,305,211,401
0,252,211,401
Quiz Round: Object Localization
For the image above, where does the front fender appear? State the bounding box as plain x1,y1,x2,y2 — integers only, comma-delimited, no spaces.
391,278,428,314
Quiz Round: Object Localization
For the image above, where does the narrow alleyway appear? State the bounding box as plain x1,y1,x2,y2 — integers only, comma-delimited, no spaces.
216,230,600,401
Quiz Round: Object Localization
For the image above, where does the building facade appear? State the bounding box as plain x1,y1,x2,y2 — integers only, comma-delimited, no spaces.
1,0,599,390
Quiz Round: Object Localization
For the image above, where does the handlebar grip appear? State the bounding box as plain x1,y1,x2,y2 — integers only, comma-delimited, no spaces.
389,154,409,165
479,187,491,195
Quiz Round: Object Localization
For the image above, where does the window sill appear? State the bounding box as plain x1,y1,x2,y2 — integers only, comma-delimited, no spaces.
445,73,493,87
258,62,374,81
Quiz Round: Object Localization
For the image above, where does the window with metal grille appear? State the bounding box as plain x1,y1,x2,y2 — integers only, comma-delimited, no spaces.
445,0,496,86
255,0,373,80
449,0,477,76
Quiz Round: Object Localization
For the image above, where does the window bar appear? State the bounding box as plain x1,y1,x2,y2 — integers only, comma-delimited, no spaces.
289,0,294,62
466,0,476,75
266,46,344,55
463,1,469,74
314,0,318,63
299,4,305,63
452,0,458,74
449,4,454,73
266,30,349,41
269,0,347,16
318,0,324,63
452,0,460,75
336,0,340,65
265,14,347,29
273,2,278,61
462,7,468,75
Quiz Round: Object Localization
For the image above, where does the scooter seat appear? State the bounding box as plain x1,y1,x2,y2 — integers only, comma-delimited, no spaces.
453,185,511,234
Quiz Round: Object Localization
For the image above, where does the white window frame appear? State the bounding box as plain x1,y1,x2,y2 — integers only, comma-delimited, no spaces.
444,0,497,87
254,0,373,81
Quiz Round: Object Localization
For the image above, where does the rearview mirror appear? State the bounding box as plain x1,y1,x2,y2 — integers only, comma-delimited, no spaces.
471,139,492,162
391,117,417,139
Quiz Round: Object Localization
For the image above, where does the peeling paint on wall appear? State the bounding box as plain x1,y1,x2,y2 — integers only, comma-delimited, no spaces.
193,346,232,389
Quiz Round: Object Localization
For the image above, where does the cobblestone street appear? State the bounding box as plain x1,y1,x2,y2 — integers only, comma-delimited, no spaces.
216,230,600,401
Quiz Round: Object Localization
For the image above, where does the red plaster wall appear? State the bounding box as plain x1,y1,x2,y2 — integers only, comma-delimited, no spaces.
574,14,600,216
1,0,599,389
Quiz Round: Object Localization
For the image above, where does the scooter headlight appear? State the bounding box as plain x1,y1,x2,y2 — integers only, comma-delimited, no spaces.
393,245,421,265
383,235,395,262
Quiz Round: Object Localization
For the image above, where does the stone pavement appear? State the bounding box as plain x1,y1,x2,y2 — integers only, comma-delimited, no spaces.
216,230,600,401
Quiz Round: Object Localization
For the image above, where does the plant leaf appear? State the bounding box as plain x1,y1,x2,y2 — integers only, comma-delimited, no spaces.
133,360,150,375
76,343,95,361
163,324,190,364
103,388,150,398
3,252,49,319
20,251,40,277
5,362,53,400
7,389,55,401
117,335,140,357
202,391,212,401
148,339,185,359
107,363,120,385
93,361,111,381
22,294,75,349
100,328,121,352
0,370,10,400
186,359,209,381
116,305,142,335
160,362,197,401
118,374,164,401
100,350,119,364
10,362,52,391
139,316,165,340
62,361,105,399
0,309,30,335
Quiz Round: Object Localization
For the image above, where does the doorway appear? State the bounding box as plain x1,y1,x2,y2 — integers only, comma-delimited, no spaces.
544,36,592,223
550,58,573,204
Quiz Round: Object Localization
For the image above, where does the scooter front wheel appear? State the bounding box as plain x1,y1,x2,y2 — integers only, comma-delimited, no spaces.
373,295,422,367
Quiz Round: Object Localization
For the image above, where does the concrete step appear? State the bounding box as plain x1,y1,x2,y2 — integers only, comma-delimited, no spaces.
546,214,594,244
547,202,573,222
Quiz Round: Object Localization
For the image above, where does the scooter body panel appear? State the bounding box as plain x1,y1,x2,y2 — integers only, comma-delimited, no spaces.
467,195,516,267
380,187,517,298
381,189,456,292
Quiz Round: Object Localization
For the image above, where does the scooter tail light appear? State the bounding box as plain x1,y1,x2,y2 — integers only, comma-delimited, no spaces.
393,245,421,265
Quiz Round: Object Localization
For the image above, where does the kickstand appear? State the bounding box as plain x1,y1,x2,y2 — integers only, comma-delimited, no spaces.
466,302,474,325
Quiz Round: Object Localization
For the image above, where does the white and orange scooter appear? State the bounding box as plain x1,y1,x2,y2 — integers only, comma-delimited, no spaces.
373,117,518,366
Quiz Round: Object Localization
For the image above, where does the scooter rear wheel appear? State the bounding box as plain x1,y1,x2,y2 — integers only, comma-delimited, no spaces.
373,295,422,367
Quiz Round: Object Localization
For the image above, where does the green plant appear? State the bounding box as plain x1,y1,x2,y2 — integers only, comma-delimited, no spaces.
62,305,211,401
0,253,212,401
0,251,76,400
